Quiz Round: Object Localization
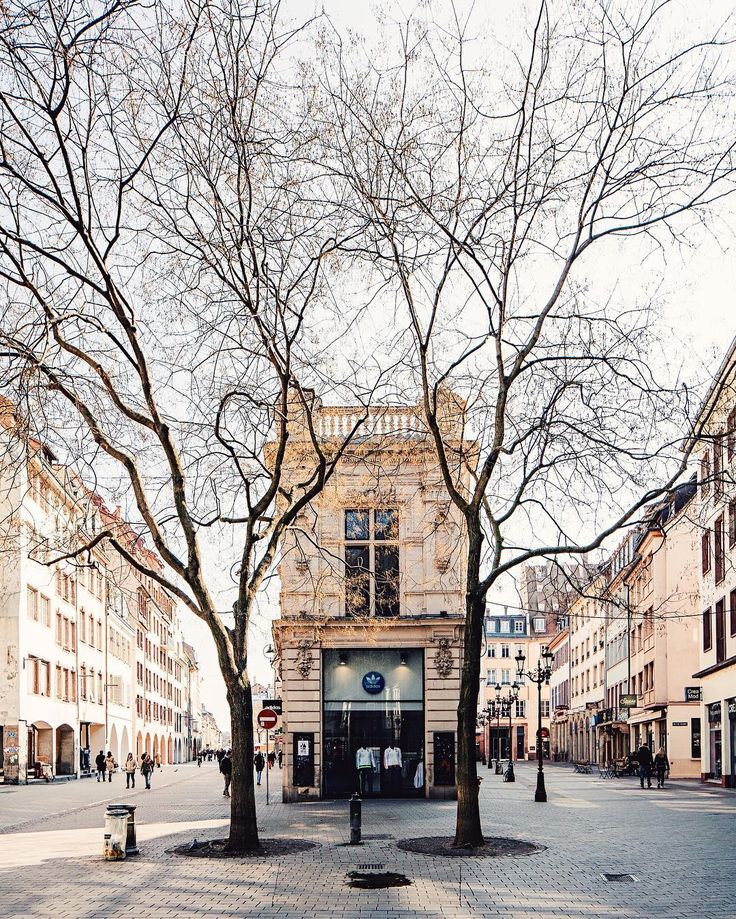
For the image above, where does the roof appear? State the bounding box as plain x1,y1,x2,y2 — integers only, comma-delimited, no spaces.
684,335,736,450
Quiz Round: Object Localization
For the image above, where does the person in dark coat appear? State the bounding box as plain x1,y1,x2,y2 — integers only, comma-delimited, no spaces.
637,743,653,789
220,750,232,797
253,751,265,785
95,750,106,782
653,747,670,788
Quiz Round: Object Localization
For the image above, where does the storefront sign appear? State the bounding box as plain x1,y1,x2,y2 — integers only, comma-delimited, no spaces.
691,718,701,758
263,698,282,715
685,686,702,703
293,731,314,787
620,694,638,708
672,721,688,727
708,702,722,724
361,671,385,694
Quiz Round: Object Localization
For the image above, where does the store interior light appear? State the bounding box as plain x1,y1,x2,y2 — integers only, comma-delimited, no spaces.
338,651,349,666
399,651,408,666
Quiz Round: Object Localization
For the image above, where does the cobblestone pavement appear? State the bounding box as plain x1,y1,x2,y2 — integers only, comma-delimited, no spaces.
1,760,734,918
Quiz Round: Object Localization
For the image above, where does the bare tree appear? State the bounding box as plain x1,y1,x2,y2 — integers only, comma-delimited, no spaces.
322,0,736,845
0,0,369,851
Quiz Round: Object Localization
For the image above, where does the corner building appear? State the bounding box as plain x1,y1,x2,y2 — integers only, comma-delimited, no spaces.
273,400,469,801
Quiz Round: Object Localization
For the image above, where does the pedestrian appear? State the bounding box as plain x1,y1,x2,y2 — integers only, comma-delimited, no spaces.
105,751,115,782
253,750,265,786
140,752,154,790
220,749,232,797
124,753,136,789
154,751,162,771
637,743,653,789
277,749,283,769
197,752,202,767
267,750,276,770
654,746,670,788
95,749,106,782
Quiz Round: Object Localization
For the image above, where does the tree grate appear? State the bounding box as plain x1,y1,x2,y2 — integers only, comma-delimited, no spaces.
602,873,637,882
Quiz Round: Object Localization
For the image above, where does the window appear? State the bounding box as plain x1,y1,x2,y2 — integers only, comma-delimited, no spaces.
730,589,736,638
27,586,39,621
80,665,87,700
501,644,510,658
487,645,496,658
702,530,711,575
714,434,723,501
487,668,496,686
715,516,725,584
55,612,62,646
500,620,510,634
700,451,711,495
501,669,510,685
514,619,525,633
533,617,545,632
515,700,526,718
703,607,712,651
541,700,550,718
728,408,736,461
344,508,399,617
730,500,736,549
56,665,63,698
715,599,726,664
40,595,50,628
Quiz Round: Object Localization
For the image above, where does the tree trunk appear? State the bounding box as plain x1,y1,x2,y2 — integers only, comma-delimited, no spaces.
225,679,260,852
453,542,486,847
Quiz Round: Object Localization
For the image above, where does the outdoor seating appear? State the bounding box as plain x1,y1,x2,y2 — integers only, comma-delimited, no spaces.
572,761,592,774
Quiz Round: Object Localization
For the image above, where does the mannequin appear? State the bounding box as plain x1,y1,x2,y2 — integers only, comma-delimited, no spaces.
383,743,402,794
356,744,377,794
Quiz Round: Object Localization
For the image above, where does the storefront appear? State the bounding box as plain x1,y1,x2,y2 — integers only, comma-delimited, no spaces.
322,648,424,798
729,700,736,788
707,701,722,782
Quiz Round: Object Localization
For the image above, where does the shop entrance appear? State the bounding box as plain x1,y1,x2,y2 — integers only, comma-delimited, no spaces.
323,708,424,797
322,647,424,799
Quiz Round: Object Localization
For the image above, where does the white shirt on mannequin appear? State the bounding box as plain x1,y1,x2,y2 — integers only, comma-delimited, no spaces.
383,745,402,768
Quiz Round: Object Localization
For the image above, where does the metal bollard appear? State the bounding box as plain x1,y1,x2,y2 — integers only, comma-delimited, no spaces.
504,761,515,783
121,804,139,856
349,792,362,845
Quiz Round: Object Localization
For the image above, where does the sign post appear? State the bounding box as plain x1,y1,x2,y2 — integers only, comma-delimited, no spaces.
257,708,278,806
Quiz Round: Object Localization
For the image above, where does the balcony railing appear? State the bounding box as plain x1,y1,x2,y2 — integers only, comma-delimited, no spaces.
316,407,423,439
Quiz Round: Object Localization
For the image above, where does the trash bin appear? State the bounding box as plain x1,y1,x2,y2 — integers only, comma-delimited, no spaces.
103,805,129,860
120,804,139,856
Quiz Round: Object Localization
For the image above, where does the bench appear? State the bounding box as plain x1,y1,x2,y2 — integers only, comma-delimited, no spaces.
572,761,592,774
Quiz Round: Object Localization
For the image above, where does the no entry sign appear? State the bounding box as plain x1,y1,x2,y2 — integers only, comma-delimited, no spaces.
257,708,278,729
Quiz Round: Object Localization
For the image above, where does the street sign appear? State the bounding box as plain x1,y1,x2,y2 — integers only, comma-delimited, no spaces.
619,694,638,708
672,721,688,727
539,727,550,738
257,708,278,729
685,686,702,702
263,698,282,715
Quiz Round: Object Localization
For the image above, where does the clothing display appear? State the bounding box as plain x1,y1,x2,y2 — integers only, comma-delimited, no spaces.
413,761,424,789
356,746,377,770
383,745,402,768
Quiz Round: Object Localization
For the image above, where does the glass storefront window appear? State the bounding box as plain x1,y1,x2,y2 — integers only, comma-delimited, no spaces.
709,702,722,780
323,648,424,798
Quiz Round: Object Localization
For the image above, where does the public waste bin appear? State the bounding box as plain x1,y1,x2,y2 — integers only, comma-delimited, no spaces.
103,805,129,860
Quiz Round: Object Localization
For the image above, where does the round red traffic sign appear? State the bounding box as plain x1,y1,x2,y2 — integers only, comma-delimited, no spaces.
539,727,550,738
257,708,278,729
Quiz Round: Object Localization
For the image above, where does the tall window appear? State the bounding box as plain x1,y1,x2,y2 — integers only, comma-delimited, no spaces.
541,700,550,718
731,589,736,638
515,700,526,718
27,586,39,621
487,668,496,685
40,595,50,627
715,516,725,584
501,644,510,658
703,607,712,652
730,500,736,548
715,599,726,664
702,530,711,575
728,408,736,461
700,450,711,496
501,669,510,685
714,434,723,501
344,509,399,617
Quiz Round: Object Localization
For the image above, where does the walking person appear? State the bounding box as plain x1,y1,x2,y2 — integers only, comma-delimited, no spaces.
95,750,106,782
154,751,162,771
105,751,115,783
124,753,136,789
267,750,276,770
277,749,283,769
637,743,653,789
654,747,670,788
253,750,265,786
220,749,232,797
140,752,154,790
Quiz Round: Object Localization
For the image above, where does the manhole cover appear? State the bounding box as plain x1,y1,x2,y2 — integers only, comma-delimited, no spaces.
602,873,637,882
347,871,411,889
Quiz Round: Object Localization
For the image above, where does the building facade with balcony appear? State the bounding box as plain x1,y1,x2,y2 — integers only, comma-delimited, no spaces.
690,337,736,786
273,399,469,801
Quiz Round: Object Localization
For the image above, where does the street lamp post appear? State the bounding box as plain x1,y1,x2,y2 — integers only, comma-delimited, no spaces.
516,645,553,802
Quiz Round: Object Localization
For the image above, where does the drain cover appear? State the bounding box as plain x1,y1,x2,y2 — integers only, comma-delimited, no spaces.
347,871,411,889
357,863,384,870
602,873,637,882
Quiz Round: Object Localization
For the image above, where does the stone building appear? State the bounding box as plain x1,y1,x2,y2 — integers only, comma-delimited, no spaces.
689,336,736,786
273,399,469,801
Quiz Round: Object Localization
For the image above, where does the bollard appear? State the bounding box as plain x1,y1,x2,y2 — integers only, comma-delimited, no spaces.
121,804,139,856
504,761,515,783
349,792,362,845
103,805,129,860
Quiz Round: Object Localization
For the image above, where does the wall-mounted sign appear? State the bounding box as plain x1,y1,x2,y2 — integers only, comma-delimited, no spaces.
685,686,702,703
263,699,282,715
672,721,688,727
620,694,638,708
362,671,385,694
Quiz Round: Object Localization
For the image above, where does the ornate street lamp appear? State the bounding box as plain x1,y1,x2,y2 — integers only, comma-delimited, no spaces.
516,645,553,802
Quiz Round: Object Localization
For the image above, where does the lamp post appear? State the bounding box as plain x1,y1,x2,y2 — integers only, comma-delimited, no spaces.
492,681,519,781
476,710,488,765
494,684,503,773
516,645,553,802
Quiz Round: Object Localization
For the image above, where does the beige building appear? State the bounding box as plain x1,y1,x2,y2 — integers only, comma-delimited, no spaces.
620,481,702,778
273,400,468,801
690,337,736,786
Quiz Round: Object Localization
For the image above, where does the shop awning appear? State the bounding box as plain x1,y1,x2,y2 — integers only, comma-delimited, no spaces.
625,708,666,726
